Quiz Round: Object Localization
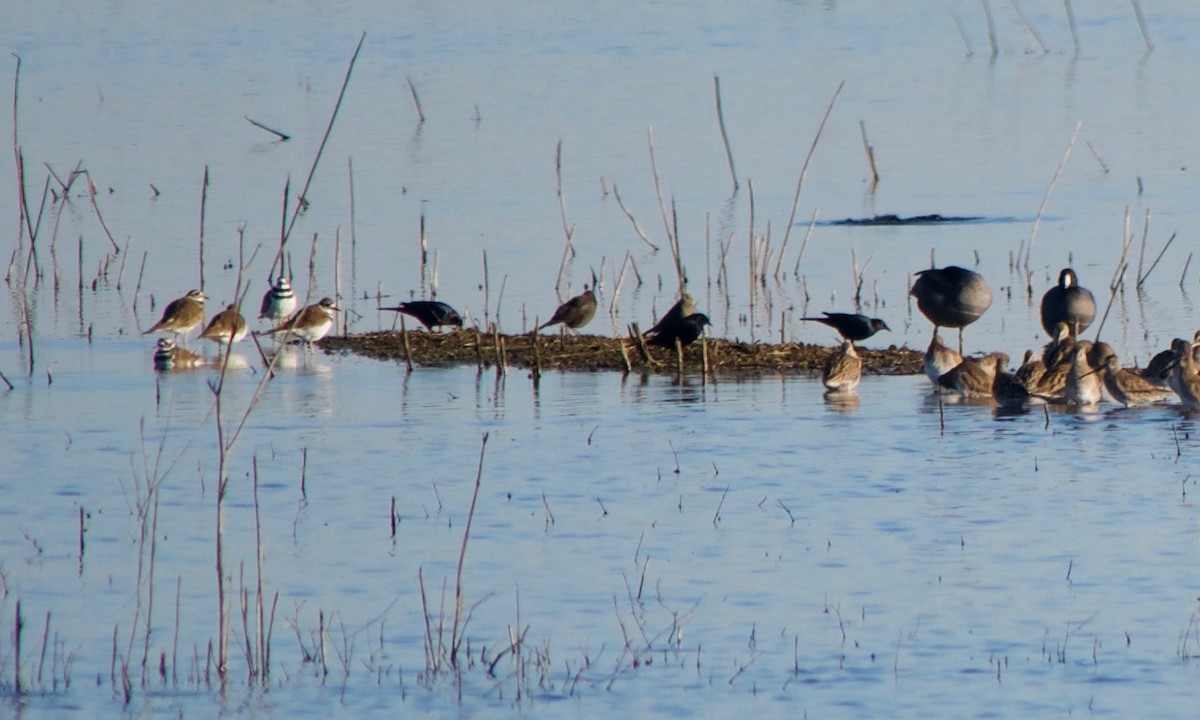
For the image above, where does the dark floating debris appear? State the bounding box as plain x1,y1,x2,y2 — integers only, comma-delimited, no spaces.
321,331,923,376
831,213,985,226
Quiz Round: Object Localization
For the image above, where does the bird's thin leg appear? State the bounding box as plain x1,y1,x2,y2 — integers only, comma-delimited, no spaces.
958,327,964,355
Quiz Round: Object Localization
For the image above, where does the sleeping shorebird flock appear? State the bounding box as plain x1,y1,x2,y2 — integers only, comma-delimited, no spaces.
144,264,1200,413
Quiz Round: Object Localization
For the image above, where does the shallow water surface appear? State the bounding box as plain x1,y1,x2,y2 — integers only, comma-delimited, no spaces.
2,1,1200,718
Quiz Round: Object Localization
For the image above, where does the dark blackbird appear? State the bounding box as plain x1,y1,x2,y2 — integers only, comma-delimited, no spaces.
645,294,696,339
381,301,464,331
801,312,889,342
647,313,710,348
539,289,597,331
1039,268,1096,337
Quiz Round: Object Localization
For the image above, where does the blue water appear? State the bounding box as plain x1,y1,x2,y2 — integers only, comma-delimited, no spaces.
2,1,1200,718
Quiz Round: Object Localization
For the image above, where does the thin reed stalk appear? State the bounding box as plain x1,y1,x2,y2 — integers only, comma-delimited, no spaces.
1135,208,1151,284
1011,0,1049,54
553,140,576,301
1137,231,1177,289
859,120,879,187
14,600,22,694
199,166,208,290
779,82,842,262
400,316,413,373
712,75,738,191
334,228,343,334
1023,121,1081,272
953,14,975,55
282,33,366,247
983,0,999,56
612,183,659,251
1094,208,1134,340
647,127,683,292
405,75,426,123
449,433,489,669
1085,141,1109,173
1131,0,1153,52
792,208,820,277
244,115,290,141
1064,0,1081,53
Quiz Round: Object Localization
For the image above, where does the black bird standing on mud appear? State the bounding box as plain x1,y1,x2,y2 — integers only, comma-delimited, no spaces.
647,313,711,348
1040,268,1096,338
380,301,464,331
645,294,696,340
539,288,597,332
802,312,890,343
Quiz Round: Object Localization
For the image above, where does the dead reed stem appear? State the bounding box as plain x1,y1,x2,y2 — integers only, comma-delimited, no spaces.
669,197,684,293
334,228,343,334
647,127,682,293
553,139,576,302
858,120,879,187
172,576,181,686
791,208,820,277
1084,140,1109,173
14,600,22,694
1011,0,1049,54
612,183,659,251
405,75,426,123
347,156,357,298
1023,120,1081,272
983,0,999,56
400,316,413,373
482,249,490,328
1064,0,1081,53
780,81,842,263
82,171,120,254
244,115,290,141
1137,231,1176,289
747,179,757,340
199,166,209,291
1135,208,1151,285
1094,208,1134,341
953,13,975,55
1131,0,1153,52
282,32,366,247
450,433,489,669
712,75,738,192
414,211,427,295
